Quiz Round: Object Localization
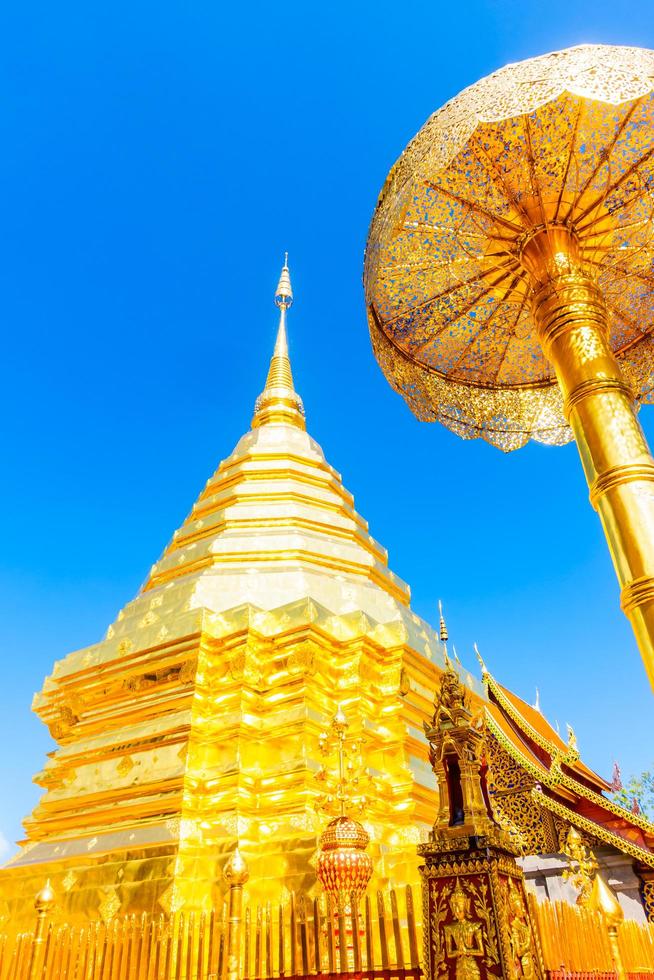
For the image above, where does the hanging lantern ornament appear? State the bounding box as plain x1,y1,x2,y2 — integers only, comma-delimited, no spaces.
316,815,373,899
315,707,373,901
365,44,654,689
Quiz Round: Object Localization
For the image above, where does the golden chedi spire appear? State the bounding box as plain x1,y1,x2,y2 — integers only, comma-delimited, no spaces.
0,257,484,928
252,254,305,430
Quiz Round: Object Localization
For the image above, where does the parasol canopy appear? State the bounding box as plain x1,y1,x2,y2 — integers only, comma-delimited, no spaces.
364,45,654,451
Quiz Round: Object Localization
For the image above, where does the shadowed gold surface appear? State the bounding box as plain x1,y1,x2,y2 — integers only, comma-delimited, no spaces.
365,44,654,451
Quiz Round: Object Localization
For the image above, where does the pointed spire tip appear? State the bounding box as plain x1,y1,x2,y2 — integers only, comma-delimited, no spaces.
275,253,293,309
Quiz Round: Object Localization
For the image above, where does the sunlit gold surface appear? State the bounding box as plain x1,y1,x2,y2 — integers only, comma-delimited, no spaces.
0,262,482,928
365,44,654,451
365,44,654,686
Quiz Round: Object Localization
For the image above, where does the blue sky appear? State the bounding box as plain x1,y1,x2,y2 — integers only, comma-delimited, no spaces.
1,0,654,854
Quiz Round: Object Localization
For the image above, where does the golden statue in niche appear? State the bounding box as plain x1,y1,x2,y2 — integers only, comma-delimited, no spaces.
443,880,484,980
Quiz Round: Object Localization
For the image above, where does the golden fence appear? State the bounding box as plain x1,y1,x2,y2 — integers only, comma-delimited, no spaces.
3,886,654,980
0,886,420,980
529,894,654,975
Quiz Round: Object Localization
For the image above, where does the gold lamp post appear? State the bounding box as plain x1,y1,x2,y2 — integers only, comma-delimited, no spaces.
364,45,654,687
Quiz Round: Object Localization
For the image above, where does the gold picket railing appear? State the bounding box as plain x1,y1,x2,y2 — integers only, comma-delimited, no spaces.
529,894,654,976
4,885,654,980
0,886,421,980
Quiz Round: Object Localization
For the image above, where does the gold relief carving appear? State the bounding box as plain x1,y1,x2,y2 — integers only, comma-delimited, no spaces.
116,755,134,777
506,878,537,979
641,880,654,923
158,877,186,915
106,625,115,639
62,870,78,892
98,888,121,923
138,611,158,628
157,625,170,642
118,639,133,655
399,667,411,696
287,647,316,676
48,703,79,740
443,882,484,980
150,594,163,609
228,650,245,679
430,876,500,980
562,826,598,904
485,733,549,854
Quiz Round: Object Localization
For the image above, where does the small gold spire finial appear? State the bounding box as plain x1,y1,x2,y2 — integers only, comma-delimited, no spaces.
223,845,249,886
474,642,487,677
275,253,293,310
438,600,448,643
34,879,56,914
252,256,305,430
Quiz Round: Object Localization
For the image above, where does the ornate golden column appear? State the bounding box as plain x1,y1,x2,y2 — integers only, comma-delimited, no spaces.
521,226,654,686
28,880,55,980
223,848,249,980
364,44,654,689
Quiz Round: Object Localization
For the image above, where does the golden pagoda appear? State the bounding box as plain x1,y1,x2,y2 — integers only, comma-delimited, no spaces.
0,259,477,928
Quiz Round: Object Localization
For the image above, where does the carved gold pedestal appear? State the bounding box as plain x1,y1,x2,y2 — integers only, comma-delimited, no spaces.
420,841,542,980
420,657,543,979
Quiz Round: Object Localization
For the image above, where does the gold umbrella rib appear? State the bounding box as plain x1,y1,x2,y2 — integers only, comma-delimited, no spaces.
562,102,638,227
554,99,584,224
466,138,531,229
382,256,518,328
573,143,654,228
445,271,525,379
407,267,521,356
422,180,525,235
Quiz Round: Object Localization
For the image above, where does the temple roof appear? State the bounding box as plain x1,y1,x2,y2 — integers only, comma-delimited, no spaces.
480,655,654,867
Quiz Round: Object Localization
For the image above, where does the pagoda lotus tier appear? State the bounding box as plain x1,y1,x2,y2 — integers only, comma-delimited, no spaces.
0,262,477,927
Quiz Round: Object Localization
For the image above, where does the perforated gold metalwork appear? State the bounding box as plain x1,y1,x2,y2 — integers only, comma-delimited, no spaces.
485,734,552,855
365,44,654,450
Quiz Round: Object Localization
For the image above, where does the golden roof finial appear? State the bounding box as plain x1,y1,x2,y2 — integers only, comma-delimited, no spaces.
438,599,448,644
474,642,488,678
252,255,305,430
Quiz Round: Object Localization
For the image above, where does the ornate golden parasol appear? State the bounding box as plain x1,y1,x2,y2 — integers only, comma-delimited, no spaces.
365,44,654,687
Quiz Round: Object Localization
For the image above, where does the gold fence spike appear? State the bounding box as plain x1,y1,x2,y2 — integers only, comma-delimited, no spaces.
277,902,284,980
289,893,297,979
390,888,404,970
265,903,272,980
243,907,251,980
173,912,184,980
376,891,389,971
337,900,348,974
298,896,309,978
185,911,195,980
217,902,227,980
162,915,173,980
364,895,373,971
197,911,207,980
405,885,419,970
350,895,361,973
312,898,321,976
326,897,335,975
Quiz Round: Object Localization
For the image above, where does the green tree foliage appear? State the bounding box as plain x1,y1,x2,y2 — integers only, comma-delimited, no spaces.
612,770,654,820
